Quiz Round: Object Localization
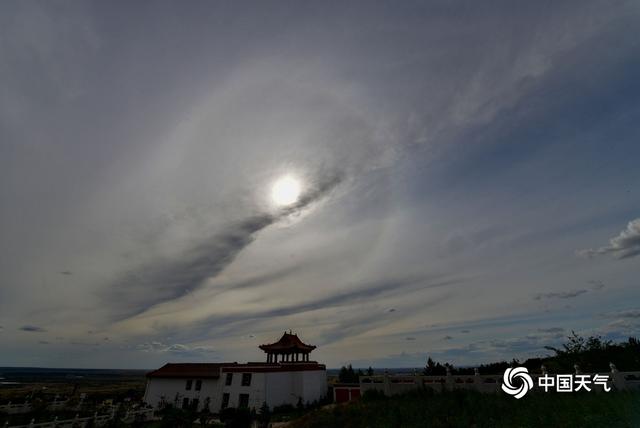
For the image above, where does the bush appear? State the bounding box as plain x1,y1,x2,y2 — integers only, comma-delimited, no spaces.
220,407,251,428
289,389,640,428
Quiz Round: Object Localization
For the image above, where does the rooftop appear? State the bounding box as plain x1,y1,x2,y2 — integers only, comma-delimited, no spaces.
146,363,236,379
146,361,325,378
259,332,316,353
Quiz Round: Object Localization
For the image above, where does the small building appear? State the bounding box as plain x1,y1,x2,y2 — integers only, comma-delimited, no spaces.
333,383,361,403
143,332,327,412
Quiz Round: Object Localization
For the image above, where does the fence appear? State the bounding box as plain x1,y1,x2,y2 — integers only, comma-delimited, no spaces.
2,408,155,428
359,364,640,396
0,400,69,416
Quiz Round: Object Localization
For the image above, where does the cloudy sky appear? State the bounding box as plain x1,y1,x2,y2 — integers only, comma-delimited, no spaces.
1,1,639,369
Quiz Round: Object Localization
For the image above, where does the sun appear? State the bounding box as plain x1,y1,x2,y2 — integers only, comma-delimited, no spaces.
271,175,302,207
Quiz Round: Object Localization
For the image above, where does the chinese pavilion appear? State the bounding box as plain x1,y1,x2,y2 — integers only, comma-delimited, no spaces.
259,331,316,363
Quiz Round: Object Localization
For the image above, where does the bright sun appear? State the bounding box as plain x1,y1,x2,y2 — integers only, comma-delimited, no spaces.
271,175,302,207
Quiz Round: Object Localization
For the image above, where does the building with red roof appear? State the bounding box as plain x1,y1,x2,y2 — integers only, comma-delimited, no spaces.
143,333,326,412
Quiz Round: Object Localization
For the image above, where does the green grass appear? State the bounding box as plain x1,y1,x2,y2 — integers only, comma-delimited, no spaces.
290,389,640,428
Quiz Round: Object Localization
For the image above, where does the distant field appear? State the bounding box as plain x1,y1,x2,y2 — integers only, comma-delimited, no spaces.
0,367,147,401
291,389,640,428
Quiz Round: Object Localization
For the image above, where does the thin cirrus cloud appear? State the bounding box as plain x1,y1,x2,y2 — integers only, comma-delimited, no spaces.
106,171,343,320
0,1,639,368
20,325,47,333
136,342,216,356
533,290,589,301
533,281,607,301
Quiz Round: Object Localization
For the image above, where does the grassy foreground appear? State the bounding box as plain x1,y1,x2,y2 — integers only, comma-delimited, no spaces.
290,389,640,428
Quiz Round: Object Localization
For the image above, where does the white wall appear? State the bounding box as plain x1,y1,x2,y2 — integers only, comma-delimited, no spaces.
221,371,266,410
143,377,223,411
262,370,327,408
300,370,328,404
144,368,328,413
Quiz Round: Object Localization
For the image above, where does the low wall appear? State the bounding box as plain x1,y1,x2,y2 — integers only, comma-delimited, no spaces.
3,408,154,428
359,368,640,396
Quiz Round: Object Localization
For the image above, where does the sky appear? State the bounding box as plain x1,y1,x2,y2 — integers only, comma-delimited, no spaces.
1,0,639,369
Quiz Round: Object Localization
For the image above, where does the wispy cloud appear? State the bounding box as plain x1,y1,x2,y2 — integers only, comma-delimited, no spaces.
1,0,639,368
578,218,640,260
136,341,216,356
588,280,605,290
108,172,343,319
604,309,640,319
533,289,589,300
537,327,564,334
20,325,47,333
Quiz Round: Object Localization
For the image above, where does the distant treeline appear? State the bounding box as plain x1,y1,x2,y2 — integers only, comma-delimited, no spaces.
338,333,640,382
426,333,640,375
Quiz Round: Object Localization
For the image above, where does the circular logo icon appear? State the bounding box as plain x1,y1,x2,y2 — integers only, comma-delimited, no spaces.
502,367,534,399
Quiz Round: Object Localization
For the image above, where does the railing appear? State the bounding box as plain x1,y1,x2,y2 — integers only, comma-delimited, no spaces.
2,408,155,428
359,365,640,396
0,400,69,416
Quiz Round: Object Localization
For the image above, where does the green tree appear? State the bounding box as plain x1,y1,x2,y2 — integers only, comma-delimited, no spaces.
338,364,363,383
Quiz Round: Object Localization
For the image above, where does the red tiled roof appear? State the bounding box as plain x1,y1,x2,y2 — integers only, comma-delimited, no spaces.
259,332,316,353
146,362,325,377
146,363,236,379
222,362,326,373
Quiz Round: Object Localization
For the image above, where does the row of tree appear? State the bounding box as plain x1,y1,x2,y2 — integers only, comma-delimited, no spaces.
423,333,640,375
337,365,375,383
338,334,640,378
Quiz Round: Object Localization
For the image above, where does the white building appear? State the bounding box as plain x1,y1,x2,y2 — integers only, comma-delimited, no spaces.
143,333,327,412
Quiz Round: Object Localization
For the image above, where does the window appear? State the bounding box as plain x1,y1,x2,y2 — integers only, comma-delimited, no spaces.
238,393,249,408
225,372,233,386
182,397,190,409
191,398,199,410
185,379,193,390
221,393,230,409
241,373,252,386
195,379,202,391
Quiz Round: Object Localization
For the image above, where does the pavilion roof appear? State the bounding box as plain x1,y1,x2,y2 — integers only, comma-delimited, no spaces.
259,332,316,353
